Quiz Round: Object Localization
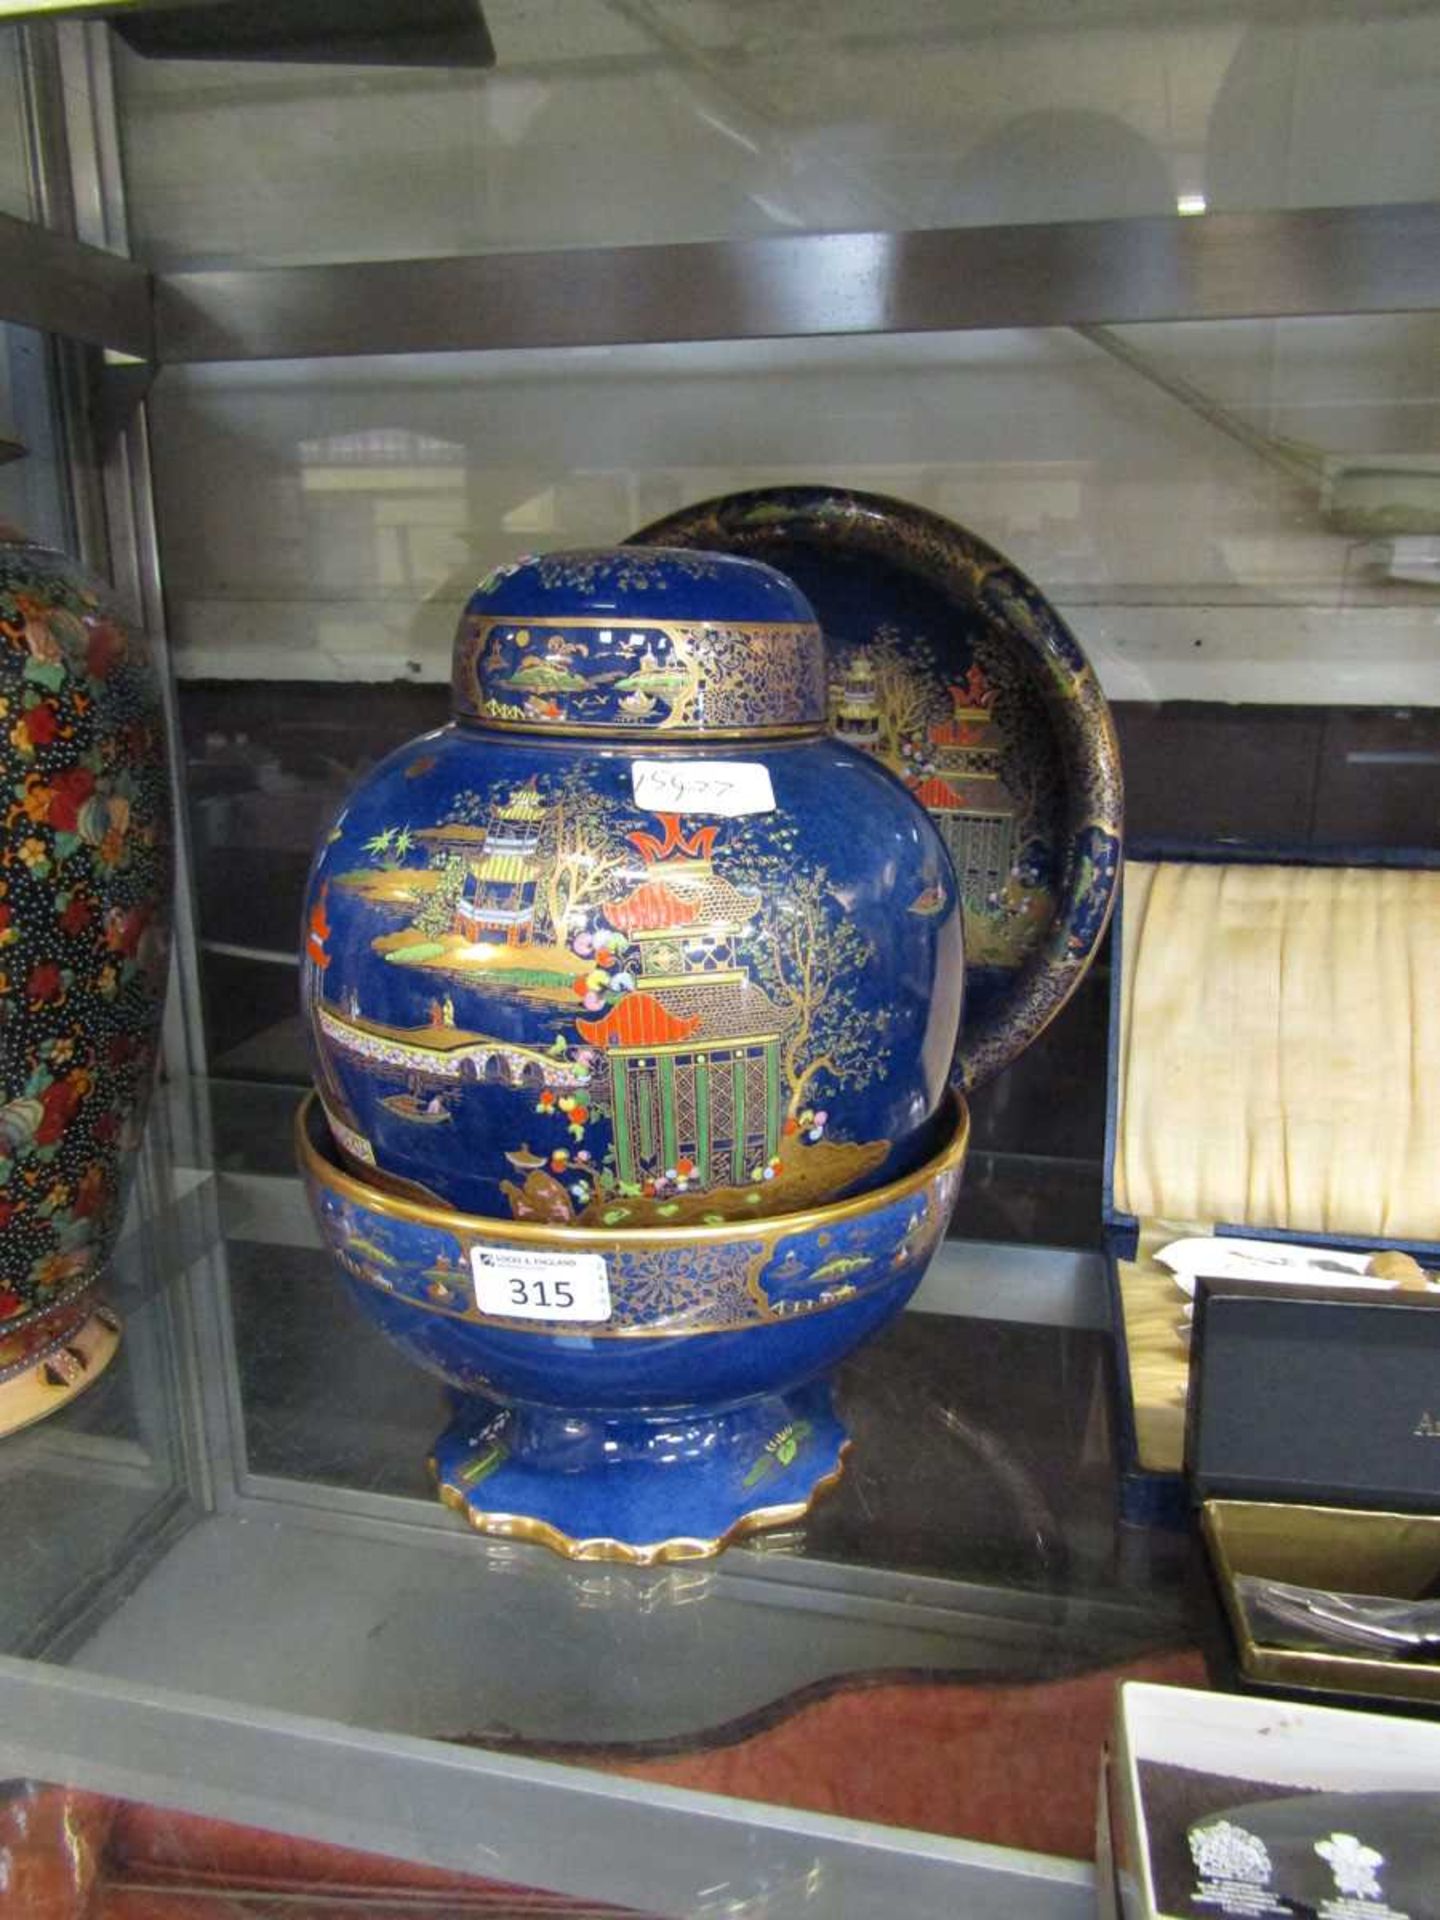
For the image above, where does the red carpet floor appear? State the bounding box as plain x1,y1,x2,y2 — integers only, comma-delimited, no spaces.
4,1647,1207,1915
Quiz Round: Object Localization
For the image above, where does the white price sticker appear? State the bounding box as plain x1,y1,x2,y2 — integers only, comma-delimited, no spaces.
630,759,775,818
469,1246,612,1323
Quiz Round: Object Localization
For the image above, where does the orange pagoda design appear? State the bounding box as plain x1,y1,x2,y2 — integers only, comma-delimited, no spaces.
911,666,1017,908
578,816,787,1188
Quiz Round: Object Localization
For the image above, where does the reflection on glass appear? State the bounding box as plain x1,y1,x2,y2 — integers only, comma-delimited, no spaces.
0,27,31,225
1,1119,196,1660
113,3,1440,269
0,324,70,550
150,314,1440,1106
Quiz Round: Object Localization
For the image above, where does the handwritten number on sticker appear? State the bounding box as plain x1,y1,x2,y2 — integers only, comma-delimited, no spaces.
630,760,776,817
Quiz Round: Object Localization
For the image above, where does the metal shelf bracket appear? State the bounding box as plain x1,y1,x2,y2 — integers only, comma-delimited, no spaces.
0,207,152,359
151,201,1440,364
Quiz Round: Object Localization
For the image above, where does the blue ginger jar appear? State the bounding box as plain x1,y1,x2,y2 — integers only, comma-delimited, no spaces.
302,547,964,1229
299,547,969,1559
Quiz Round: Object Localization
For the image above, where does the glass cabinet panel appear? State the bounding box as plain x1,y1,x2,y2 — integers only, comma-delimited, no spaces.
3,11,1437,1908
113,1,1440,269
148,315,1440,1127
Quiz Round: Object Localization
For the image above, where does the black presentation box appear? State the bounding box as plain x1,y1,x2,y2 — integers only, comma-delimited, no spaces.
1189,1277,1440,1711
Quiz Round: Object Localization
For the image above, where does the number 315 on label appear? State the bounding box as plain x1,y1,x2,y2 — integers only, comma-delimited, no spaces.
468,1246,613,1323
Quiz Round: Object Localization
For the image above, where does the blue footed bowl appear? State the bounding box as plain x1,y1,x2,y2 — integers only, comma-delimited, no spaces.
298,1090,969,1562
300,547,965,1232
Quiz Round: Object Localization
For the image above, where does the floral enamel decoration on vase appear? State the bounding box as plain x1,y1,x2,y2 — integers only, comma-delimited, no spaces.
299,547,968,1561
0,530,172,1435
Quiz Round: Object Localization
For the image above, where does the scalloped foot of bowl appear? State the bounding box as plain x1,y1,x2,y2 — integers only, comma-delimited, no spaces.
0,1300,120,1439
430,1379,849,1565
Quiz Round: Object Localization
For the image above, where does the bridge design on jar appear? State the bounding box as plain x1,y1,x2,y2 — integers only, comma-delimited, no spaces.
317,1004,591,1091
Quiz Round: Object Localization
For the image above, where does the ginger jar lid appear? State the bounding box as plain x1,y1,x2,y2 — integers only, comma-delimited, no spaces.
451,545,826,737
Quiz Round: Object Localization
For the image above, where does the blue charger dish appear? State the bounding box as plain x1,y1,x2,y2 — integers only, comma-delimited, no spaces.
298,1088,969,1562
629,489,1123,1093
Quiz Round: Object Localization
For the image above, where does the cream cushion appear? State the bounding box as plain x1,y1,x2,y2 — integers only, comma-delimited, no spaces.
1115,860,1440,1242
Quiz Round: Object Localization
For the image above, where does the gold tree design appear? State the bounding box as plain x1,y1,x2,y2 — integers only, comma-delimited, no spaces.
868,626,945,758
412,854,466,938
662,650,704,726
999,751,1048,849
533,770,630,942
749,870,891,1115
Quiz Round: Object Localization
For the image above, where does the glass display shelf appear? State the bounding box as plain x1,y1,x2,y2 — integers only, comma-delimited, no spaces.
0,14,1427,1912
114,1,1440,271
1,1775,673,1916
0,1074,1206,1918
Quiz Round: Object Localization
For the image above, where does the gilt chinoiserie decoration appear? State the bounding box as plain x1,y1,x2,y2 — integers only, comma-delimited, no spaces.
300,547,969,1559
630,488,1123,1093
303,548,962,1228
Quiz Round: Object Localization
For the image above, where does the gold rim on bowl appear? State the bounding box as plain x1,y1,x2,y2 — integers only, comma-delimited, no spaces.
296,1088,969,1248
